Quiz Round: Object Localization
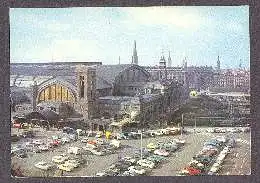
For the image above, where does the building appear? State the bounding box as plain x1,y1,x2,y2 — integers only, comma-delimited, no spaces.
131,40,138,65
11,61,188,131
212,69,250,92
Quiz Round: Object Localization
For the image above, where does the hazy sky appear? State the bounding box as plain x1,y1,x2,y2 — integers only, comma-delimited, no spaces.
10,6,249,68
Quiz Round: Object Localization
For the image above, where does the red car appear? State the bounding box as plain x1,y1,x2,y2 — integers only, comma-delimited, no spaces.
13,123,22,129
88,140,97,145
49,140,61,146
184,166,201,176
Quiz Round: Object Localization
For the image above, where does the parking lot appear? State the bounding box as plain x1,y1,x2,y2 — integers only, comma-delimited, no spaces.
11,127,251,177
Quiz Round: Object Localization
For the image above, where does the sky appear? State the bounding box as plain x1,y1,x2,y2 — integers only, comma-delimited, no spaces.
10,6,249,68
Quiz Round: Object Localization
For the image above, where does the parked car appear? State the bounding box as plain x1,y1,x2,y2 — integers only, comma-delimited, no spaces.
34,161,54,170
20,130,35,138
68,147,81,155
15,150,27,158
63,127,76,134
81,138,89,143
32,147,42,153
11,134,20,142
182,166,202,176
96,172,108,177
154,149,169,157
52,155,69,163
147,155,166,164
32,139,44,145
147,143,158,150
64,159,80,168
58,163,74,172
90,149,105,156
128,166,146,175
121,170,138,176
137,159,155,169
110,139,120,148
95,132,103,138
118,133,130,140
121,156,136,164
38,145,49,151
61,137,70,144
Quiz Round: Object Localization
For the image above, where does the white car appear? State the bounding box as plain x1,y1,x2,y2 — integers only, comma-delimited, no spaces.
206,128,214,133
64,160,80,168
34,161,54,170
90,149,105,156
52,155,69,163
81,138,89,143
110,140,120,148
95,132,103,138
137,159,155,169
128,166,146,175
154,130,164,136
215,136,227,143
38,145,49,151
122,156,136,164
154,149,169,157
33,139,44,145
96,172,108,176
172,138,185,144
68,147,81,155
96,139,105,145
61,137,70,143
57,163,74,172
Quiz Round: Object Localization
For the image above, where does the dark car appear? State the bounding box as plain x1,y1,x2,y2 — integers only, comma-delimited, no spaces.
11,134,20,142
63,127,76,134
15,150,27,158
20,130,35,138
193,155,212,165
108,161,132,173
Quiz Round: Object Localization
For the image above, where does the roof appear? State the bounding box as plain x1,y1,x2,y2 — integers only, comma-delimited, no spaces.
10,87,31,104
98,96,140,105
96,64,132,85
10,63,149,90
38,108,60,121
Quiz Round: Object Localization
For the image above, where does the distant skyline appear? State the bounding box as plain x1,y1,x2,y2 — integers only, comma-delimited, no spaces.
10,6,249,69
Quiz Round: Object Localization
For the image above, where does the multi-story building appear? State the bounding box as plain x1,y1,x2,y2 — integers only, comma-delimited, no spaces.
212,69,250,92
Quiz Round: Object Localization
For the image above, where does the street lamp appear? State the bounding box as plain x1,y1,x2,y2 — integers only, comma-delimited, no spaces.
181,113,184,136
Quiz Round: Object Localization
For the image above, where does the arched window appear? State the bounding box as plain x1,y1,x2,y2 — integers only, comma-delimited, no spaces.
38,84,75,103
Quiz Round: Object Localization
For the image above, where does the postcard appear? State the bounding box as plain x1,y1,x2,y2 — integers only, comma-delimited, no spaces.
10,6,250,177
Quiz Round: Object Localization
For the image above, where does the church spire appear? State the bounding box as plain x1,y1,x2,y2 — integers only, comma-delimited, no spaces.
217,55,220,71
168,51,172,67
131,40,138,65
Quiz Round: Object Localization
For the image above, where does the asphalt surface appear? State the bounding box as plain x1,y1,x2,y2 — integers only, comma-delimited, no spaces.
11,127,251,177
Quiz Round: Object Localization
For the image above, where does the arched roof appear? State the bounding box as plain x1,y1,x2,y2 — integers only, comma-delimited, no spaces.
37,77,78,101
96,64,150,86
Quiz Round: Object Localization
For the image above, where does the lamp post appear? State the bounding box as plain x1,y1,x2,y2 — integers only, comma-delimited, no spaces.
194,116,197,133
181,113,184,136
138,130,143,160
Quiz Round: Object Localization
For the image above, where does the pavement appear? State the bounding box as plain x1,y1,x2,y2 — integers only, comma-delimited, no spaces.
11,127,251,177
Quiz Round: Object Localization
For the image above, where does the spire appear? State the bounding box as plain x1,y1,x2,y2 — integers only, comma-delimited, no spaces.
217,55,220,71
168,51,172,67
159,50,166,69
118,56,121,65
131,40,138,65
182,57,187,69
239,59,242,69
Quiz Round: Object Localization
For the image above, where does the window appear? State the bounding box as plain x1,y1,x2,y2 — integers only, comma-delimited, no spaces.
38,84,75,103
